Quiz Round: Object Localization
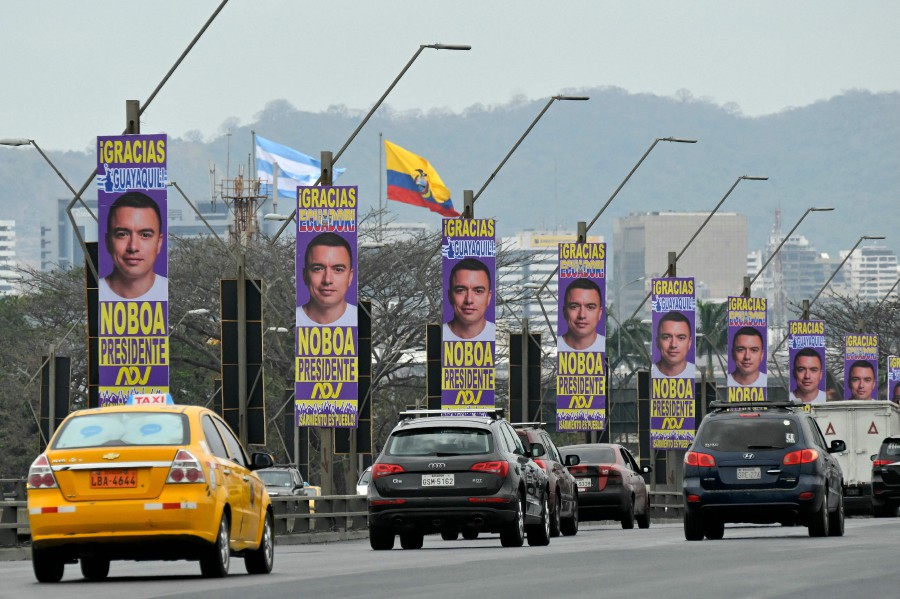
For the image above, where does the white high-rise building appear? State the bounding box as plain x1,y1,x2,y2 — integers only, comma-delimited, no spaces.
844,244,899,301
0,220,17,295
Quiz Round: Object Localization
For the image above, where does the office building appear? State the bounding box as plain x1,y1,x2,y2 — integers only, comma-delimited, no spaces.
0,220,17,295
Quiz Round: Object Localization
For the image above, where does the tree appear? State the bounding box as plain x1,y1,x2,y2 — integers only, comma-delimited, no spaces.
695,300,728,380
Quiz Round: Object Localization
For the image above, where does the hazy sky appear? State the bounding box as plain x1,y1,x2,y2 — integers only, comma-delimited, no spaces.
4,1,900,152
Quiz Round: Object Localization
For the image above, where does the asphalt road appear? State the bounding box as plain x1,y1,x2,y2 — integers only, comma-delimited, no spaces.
3,519,898,599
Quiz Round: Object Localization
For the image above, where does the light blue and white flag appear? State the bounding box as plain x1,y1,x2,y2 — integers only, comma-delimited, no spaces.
255,135,346,201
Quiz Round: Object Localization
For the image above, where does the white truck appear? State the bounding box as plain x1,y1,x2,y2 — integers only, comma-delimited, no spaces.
812,400,900,514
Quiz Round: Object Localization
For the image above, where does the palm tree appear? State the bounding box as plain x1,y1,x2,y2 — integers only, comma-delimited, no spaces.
608,316,652,387
695,300,728,379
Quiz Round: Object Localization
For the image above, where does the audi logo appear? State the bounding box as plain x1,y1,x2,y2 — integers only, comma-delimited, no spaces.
427,463,446,469
743,453,755,459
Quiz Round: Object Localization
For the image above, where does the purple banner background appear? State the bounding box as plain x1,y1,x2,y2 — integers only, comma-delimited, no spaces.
843,334,878,400
726,296,767,401
97,134,169,406
787,320,826,404
441,218,496,412
294,186,359,427
888,355,900,404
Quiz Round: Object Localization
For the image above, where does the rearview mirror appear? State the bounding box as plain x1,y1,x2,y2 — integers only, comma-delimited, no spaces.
530,443,546,458
564,454,580,467
828,440,846,454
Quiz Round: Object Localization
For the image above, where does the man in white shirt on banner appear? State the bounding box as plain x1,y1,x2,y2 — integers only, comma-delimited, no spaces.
443,258,495,342
788,348,827,404
727,326,768,387
296,232,357,327
651,311,696,378
558,278,605,352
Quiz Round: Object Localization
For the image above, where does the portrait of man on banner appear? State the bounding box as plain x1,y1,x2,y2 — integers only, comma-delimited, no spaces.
558,277,606,352
843,334,878,400
296,231,358,327
787,320,826,405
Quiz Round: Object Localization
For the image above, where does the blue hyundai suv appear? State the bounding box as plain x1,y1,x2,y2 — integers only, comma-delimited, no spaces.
683,401,846,540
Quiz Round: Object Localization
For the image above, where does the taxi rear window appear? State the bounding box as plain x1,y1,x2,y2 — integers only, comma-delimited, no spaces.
54,412,189,448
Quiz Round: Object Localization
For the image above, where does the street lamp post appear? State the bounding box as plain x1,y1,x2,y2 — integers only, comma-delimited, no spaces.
271,43,471,241
534,137,697,336
628,175,769,321
770,234,885,387
170,308,210,333
469,95,590,208
746,207,834,291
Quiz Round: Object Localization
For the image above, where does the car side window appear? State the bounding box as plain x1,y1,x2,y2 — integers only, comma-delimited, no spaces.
213,418,249,468
501,424,525,455
543,434,561,462
202,415,230,459
494,425,512,453
625,449,641,472
808,418,828,450
619,448,635,471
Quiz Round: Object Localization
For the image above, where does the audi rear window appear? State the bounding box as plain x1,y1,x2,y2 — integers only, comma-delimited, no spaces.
699,418,800,452
386,427,493,456
54,412,189,448
879,439,900,458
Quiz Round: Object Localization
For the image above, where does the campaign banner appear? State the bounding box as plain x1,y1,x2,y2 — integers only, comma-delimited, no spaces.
555,242,606,431
843,334,878,400
726,296,768,402
97,134,169,406
441,218,497,413
787,320,826,405
888,356,900,404
295,186,359,427
650,277,696,450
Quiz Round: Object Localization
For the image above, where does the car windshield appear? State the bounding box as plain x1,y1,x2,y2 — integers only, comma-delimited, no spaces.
699,418,800,452
565,447,616,463
386,427,493,456
54,412,188,448
258,471,293,487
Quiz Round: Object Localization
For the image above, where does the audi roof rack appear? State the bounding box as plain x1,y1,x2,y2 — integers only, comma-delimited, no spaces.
399,408,506,420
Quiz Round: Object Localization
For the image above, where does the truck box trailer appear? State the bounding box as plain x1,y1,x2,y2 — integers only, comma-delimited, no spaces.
812,400,900,514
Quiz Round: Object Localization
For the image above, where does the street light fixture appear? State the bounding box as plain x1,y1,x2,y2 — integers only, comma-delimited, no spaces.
170,308,210,332
471,95,590,205
747,207,834,289
271,42,471,242
628,175,769,321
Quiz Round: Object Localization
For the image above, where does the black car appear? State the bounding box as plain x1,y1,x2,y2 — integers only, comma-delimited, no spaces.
871,436,900,517
257,465,306,497
367,410,552,550
513,423,580,537
683,401,846,540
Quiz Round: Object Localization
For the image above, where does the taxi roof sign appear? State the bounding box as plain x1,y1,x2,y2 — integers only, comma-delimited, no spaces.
127,393,175,405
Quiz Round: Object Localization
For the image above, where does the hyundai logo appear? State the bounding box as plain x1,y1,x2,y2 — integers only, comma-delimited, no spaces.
427,463,446,469
743,453,755,460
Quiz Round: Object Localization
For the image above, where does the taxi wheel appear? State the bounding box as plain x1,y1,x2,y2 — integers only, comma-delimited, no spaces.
201,513,231,578
32,546,65,583
245,512,275,574
80,557,110,580
500,493,525,547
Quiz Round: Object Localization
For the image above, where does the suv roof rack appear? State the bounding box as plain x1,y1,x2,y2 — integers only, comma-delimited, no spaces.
708,400,800,412
399,408,505,420
509,422,547,428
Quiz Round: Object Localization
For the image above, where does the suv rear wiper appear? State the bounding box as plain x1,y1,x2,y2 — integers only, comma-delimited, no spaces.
435,452,463,457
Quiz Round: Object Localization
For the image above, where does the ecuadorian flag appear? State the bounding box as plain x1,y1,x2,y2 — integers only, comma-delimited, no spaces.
385,141,459,217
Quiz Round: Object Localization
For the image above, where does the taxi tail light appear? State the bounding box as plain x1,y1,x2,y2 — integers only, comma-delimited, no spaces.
471,461,509,477
783,449,818,465
372,463,405,479
27,455,58,489
166,450,206,484
873,459,893,467
685,452,716,467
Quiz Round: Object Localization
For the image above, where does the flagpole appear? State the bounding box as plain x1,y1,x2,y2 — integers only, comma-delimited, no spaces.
378,132,383,243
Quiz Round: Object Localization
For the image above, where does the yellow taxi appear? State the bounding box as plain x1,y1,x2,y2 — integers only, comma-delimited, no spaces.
26,395,276,582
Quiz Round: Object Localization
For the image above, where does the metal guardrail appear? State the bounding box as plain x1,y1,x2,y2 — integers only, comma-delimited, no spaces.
1,487,681,549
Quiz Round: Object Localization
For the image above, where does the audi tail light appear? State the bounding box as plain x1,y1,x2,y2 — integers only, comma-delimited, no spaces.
27,455,58,489
471,461,509,477
873,459,894,467
372,463,405,479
